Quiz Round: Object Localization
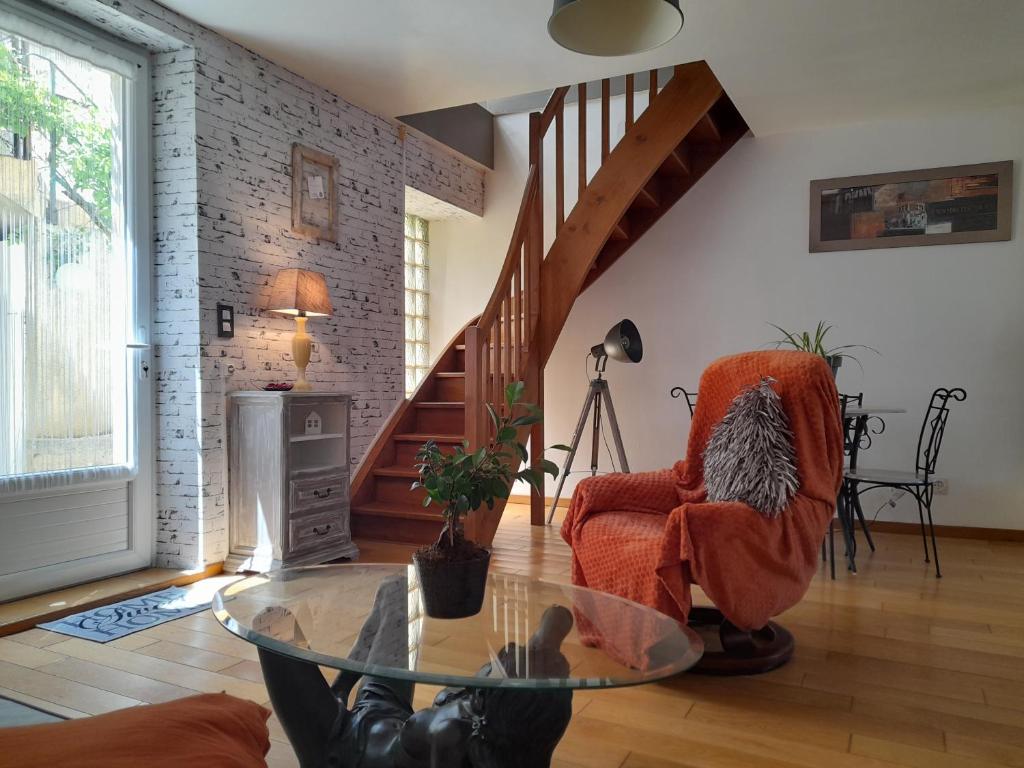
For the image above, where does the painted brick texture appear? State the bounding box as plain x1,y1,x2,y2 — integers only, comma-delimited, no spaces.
46,0,485,568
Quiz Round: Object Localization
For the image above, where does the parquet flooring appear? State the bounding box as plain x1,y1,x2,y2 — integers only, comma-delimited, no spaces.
3,504,1024,767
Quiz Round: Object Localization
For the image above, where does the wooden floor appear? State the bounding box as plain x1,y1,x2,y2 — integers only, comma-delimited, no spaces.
2,504,1024,767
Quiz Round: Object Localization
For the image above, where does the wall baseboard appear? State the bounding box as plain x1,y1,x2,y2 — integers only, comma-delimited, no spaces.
509,494,570,509
510,495,1024,541
867,520,1024,542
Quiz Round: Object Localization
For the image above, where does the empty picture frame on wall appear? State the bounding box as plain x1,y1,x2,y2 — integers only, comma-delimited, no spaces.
291,143,337,242
809,161,1013,252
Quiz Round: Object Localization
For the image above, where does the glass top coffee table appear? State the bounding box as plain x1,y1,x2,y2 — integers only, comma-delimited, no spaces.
214,564,702,767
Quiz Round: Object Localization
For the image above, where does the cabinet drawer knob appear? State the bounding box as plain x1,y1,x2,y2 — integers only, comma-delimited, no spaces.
313,488,332,499
312,524,332,536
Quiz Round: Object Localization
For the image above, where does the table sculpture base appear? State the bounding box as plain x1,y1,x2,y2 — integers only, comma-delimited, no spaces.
215,566,705,768
259,605,575,768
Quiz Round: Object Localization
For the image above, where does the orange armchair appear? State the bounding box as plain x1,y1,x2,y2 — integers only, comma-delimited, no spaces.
561,351,843,673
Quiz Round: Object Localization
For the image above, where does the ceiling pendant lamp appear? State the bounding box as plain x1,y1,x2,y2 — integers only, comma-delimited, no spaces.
548,0,684,56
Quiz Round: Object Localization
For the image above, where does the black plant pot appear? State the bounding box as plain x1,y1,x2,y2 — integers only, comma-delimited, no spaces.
413,548,491,619
825,355,842,379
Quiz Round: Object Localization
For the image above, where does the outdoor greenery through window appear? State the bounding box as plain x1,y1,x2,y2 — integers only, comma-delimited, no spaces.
403,214,429,395
0,16,134,478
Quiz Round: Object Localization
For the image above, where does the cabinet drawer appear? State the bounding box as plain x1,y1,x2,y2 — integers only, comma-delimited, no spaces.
288,507,346,554
290,472,348,514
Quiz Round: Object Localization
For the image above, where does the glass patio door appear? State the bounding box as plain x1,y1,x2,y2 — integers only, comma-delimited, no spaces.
0,1,152,600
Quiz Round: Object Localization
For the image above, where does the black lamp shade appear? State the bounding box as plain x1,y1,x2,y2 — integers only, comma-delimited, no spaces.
598,319,643,364
548,0,683,57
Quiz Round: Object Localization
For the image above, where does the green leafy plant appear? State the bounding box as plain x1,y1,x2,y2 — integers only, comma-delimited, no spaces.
768,321,878,369
412,381,567,552
0,42,114,232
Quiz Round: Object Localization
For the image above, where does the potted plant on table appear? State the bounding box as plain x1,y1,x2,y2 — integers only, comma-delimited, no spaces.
768,321,877,378
411,382,565,619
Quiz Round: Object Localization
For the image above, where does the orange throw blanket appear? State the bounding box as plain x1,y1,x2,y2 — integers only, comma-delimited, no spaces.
0,693,271,768
561,351,843,631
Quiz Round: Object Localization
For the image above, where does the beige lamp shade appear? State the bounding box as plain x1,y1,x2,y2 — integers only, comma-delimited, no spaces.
267,268,333,317
548,0,683,56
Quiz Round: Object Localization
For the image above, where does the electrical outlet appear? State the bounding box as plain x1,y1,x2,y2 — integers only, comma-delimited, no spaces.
933,478,949,495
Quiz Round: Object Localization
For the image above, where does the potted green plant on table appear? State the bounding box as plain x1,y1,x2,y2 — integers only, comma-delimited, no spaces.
768,321,877,378
411,382,565,619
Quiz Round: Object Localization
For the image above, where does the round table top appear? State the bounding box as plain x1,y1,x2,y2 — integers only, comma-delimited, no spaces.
213,564,703,691
844,406,907,416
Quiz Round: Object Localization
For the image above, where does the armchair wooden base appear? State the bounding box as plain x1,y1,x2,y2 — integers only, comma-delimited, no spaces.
688,607,795,675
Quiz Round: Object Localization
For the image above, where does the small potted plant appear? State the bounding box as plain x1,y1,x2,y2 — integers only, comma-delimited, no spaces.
411,382,565,618
768,321,877,377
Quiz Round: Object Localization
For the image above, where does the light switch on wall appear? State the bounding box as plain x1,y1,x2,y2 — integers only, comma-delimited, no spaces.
217,303,234,338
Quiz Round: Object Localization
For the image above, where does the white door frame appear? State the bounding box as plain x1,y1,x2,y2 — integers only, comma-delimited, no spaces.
0,0,154,601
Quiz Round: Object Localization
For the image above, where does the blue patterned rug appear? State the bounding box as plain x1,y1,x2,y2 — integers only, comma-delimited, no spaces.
38,587,210,642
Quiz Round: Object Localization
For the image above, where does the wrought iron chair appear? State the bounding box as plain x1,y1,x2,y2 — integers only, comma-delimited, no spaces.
669,386,698,416
843,387,966,577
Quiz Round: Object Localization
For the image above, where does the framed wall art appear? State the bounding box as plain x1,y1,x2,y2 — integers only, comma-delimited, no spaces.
291,143,337,242
809,161,1012,252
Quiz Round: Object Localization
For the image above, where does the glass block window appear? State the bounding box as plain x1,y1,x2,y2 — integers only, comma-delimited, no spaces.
404,214,429,395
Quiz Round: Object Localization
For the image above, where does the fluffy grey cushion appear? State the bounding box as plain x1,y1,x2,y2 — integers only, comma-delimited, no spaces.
703,377,799,517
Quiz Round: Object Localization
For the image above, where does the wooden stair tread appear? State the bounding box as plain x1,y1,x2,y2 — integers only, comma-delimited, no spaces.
352,502,438,522
660,143,690,176
610,218,630,241
373,465,420,478
688,112,721,143
634,178,661,208
435,372,465,378
393,433,465,444
415,401,464,408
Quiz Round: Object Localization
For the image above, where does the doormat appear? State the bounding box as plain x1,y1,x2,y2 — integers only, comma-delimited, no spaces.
38,587,210,642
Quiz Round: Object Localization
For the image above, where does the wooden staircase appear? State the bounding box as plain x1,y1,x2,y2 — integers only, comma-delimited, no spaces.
351,62,749,547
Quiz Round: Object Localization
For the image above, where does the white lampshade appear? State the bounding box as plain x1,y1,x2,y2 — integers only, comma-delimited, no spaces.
548,0,683,56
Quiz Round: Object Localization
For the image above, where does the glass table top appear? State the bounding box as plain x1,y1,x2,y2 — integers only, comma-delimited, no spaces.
213,564,703,690
845,406,907,416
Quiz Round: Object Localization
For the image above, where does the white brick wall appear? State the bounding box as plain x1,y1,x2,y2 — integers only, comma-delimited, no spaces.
46,0,485,568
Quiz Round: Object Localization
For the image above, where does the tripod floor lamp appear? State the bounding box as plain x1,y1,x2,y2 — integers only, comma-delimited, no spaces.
546,319,643,524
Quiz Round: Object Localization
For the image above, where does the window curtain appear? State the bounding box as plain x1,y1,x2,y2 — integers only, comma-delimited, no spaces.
0,3,137,493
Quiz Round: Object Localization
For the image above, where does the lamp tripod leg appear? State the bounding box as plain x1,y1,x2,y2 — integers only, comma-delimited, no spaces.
547,383,598,525
599,379,630,473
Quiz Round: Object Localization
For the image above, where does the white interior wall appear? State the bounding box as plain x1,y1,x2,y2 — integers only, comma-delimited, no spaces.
430,100,1024,530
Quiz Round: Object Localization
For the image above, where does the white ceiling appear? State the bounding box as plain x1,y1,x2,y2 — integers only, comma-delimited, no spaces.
159,0,1024,135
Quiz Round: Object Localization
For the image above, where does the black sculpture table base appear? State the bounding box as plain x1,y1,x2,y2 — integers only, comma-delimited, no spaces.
258,606,575,768
213,565,704,768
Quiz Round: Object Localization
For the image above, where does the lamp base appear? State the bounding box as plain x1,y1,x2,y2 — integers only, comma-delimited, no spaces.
292,316,313,392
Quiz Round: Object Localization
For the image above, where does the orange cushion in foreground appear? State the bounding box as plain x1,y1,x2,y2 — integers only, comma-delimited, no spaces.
0,693,271,768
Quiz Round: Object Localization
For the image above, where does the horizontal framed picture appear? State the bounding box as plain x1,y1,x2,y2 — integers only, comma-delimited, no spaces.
809,161,1013,252
291,143,336,242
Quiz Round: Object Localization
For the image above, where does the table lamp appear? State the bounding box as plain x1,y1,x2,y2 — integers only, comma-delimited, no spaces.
267,268,333,391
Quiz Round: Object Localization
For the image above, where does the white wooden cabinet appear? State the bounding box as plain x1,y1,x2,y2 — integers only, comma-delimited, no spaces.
226,392,357,572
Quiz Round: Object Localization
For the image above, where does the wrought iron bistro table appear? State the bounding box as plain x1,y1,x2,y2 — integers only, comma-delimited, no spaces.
836,406,907,573
214,564,703,768
844,406,906,472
